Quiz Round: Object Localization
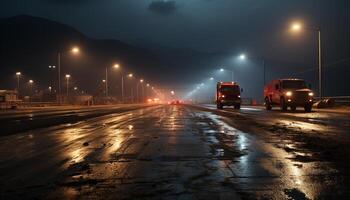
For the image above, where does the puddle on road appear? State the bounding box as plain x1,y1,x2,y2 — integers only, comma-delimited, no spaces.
194,111,345,200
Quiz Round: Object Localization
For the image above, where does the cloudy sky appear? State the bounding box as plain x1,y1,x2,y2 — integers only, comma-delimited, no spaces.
1,0,348,53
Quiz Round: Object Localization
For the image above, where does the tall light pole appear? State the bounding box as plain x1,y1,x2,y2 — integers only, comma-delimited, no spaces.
146,83,150,100
104,64,120,97
137,79,144,102
15,72,21,94
290,22,322,98
121,76,124,103
239,54,266,85
57,47,80,101
28,80,34,99
65,74,71,97
219,68,234,82
128,73,133,103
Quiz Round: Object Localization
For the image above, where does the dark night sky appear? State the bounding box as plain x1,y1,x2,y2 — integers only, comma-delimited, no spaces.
1,0,350,98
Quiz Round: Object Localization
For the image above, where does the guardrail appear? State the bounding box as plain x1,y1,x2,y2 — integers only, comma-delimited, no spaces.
314,96,350,106
0,101,60,110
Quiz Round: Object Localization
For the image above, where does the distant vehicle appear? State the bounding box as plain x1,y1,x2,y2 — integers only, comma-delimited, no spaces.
264,78,314,112
169,100,181,105
216,82,241,109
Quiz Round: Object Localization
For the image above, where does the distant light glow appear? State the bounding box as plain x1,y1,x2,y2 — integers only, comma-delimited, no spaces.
71,47,80,54
239,54,246,60
291,22,302,31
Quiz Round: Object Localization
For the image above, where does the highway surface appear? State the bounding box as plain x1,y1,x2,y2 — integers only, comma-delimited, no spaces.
0,104,349,199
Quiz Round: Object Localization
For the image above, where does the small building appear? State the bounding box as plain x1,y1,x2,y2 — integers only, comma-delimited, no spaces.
0,90,19,109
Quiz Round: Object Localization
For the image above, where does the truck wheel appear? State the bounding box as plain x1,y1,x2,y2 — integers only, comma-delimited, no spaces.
234,104,241,109
304,104,312,112
265,98,272,110
290,105,296,111
280,98,287,111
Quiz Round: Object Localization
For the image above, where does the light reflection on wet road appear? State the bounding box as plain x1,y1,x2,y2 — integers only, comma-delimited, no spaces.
0,105,349,199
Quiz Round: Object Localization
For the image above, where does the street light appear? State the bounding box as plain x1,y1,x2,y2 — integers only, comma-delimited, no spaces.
219,68,233,81
105,63,120,97
290,21,322,97
138,79,144,103
71,47,80,54
239,54,246,60
127,73,134,103
15,72,21,93
65,74,71,97
57,47,80,102
239,53,266,85
291,22,302,32
28,80,34,99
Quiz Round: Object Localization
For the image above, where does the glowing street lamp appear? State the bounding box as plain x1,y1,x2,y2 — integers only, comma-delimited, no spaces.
105,63,121,97
28,80,34,98
65,74,71,97
289,21,322,97
291,22,302,32
15,72,21,92
71,47,80,54
57,46,80,101
239,54,246,60
219,68,233,81
127,73,134,103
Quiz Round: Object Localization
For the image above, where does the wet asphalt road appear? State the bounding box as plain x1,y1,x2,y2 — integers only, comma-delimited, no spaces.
0,105,349,199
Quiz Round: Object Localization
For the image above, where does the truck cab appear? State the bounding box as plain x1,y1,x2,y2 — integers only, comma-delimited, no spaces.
216,82,241,109
264,79,314,112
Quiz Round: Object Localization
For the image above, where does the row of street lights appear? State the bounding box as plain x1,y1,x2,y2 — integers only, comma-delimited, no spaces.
188,20,323,99
15,46,160,103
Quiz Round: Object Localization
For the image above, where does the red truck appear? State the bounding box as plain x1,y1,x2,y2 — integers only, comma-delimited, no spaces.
216,82,241,109
264,79,314,112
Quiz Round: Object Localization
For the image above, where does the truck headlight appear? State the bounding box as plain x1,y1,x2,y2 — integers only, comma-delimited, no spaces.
308,92,314,96
286,91,292,97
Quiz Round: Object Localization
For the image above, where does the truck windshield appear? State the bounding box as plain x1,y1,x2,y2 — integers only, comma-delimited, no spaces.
282,80,306,89
220,85,240,93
